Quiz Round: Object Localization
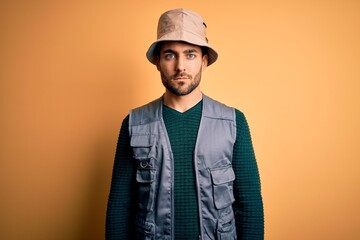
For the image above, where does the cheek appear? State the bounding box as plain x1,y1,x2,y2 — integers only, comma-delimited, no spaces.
159,63,174,75
190,62,204,72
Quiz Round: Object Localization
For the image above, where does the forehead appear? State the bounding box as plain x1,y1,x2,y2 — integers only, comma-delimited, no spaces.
159,41,202,52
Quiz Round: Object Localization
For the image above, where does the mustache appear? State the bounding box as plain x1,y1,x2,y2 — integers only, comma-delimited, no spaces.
173,72,192,79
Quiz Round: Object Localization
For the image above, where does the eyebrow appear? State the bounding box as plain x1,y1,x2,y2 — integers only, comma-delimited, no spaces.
162,49,176,54
184,49,199,54
162,48,200,54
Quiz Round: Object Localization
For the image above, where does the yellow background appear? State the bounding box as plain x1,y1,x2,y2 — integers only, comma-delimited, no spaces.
1,1,359,239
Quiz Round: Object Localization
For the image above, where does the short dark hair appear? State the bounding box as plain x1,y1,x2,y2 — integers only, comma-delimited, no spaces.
200,46,208,57
153,42,163,59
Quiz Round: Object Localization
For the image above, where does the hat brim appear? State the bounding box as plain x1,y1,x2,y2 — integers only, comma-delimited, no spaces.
146,30,218,66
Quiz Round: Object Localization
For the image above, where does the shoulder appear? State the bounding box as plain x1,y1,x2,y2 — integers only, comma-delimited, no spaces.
234,109,246,125
129,97,163,126
202,95,235,121
122,114,130,127
130,98,162,117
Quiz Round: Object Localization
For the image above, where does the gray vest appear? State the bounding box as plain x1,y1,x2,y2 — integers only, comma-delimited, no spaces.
129,95,237,240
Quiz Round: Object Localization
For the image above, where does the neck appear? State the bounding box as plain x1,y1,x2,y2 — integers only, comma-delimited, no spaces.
163,89,203,113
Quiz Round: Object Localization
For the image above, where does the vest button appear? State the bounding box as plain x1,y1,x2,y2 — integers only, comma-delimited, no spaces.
140,160,149,169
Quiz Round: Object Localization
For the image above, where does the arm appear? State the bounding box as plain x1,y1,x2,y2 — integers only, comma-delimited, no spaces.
106,115,136,239
233,110,264,239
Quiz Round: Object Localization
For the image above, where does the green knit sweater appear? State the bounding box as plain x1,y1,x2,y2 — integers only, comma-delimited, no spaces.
106,100,264,239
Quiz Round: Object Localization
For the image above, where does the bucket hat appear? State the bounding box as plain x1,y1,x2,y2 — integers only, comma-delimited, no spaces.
146,8,218,66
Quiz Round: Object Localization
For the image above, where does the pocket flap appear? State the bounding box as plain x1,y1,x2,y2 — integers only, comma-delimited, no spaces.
211,166,235,185
131,135,155,159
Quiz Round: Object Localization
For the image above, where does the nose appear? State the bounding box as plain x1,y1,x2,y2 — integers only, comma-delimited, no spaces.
176,55,186,72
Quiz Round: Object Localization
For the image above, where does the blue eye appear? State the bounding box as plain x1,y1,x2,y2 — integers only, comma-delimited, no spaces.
164,54,175,60
187,54,196,59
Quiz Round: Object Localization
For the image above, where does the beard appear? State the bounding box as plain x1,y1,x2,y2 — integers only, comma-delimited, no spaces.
161,70,202,96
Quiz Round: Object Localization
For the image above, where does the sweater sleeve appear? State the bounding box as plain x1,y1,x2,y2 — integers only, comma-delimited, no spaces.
106,115,136,239
233,110,264,239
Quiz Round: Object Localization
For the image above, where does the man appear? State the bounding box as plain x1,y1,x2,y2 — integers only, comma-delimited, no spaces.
106,8,264,240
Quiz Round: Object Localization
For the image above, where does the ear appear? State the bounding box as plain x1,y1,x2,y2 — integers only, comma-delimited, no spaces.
202,54,208,71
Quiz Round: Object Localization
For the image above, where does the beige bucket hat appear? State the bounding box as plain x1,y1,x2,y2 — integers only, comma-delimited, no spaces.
146,8,218,66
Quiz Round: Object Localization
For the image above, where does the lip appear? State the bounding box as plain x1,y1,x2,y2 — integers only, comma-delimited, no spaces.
174,77,189,80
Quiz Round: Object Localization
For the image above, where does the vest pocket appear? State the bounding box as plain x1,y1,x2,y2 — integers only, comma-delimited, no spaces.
131,134,156,159
136,162,156,210
131,135,156,211
210,165,236,209
217,209,237,240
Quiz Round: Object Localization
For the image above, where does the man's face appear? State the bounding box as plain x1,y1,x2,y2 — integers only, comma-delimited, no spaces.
156,41,208,96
